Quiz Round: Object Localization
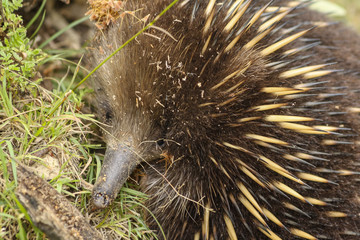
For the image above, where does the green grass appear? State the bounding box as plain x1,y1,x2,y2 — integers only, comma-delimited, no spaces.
312,0,360,31
331,0,360,31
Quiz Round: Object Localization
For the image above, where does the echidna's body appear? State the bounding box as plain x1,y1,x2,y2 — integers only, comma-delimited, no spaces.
89,0,360,239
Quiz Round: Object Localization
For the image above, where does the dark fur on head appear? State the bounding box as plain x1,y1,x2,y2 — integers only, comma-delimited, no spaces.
89,0,360,239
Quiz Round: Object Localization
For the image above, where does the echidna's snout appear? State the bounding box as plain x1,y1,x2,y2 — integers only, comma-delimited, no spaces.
92,144,139,209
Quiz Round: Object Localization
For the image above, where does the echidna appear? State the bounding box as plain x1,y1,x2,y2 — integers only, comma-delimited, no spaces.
89,0,360,239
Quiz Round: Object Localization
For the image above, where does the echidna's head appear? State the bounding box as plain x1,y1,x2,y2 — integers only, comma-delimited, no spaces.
90,0,360,239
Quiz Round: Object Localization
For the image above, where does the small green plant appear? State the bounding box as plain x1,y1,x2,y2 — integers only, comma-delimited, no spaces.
0,0,46,96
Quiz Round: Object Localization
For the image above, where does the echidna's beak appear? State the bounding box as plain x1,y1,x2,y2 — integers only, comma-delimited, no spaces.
92,144,138,209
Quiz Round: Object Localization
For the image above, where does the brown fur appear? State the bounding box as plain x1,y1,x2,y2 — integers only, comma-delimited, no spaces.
89,0,360,239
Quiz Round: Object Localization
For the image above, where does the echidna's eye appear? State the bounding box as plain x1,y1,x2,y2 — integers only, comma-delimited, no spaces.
105,111,112,124
156,139,165,148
